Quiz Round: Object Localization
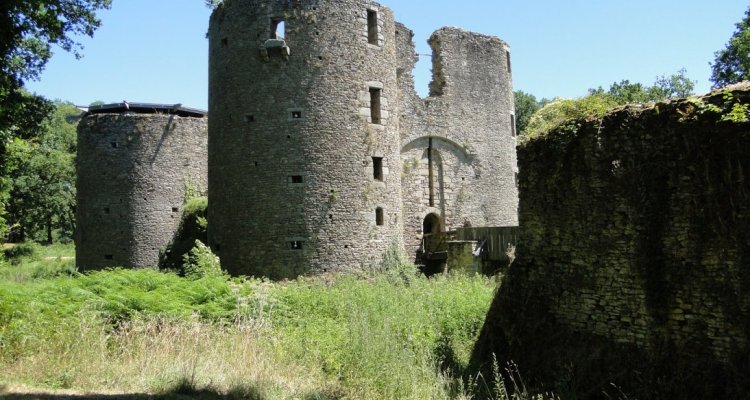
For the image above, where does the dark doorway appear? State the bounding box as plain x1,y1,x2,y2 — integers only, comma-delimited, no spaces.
423,213,441,235
420,213,445,275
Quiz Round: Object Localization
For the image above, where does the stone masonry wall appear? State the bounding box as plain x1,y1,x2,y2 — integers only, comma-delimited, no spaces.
208,0,404,278
471,84,750,398
76,113,208,270
395,25,518,256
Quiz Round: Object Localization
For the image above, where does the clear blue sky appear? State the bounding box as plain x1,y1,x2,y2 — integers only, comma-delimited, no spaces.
25,0,749,110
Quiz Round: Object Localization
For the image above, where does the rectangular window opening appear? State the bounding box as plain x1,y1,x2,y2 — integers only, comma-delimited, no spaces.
291,110,302,119
372,157,383,181
510,114,516,137
172,207,179,213
506,50,512,73
271,18,285,39
244,114,255,123
103,207,110,214
291,175,303,184
110,141,118,149
369,88,381,124
367,10,378,45
104,254,113,260
375,207,384,226
290,241,304,250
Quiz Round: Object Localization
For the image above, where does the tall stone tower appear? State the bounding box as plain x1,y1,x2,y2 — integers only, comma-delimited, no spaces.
208,0,404,278
76,103,208,270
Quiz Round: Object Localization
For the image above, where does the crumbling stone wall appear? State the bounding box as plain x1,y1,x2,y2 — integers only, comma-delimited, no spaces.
471,84,750,398
76,112,208,270
396,25,518,255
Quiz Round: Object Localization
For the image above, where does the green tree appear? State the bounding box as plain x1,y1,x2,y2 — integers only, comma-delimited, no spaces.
5,102,79,243
514,90,546,136
653,68,696,99
711,6,750,87
0,0,110,240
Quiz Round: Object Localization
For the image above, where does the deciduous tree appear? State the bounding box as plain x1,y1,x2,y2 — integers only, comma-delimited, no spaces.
711,6,750,88
0,0,110,240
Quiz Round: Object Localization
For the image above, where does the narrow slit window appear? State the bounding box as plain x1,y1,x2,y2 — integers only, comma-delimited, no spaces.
369,88,381,124
375,207,384,226
510,114,516,137
372,157,383,181
367,10,379,45
271,19,285,39
506,50,512,73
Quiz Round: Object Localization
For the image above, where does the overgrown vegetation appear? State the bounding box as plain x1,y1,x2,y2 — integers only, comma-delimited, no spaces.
0,243,541,399
519,69,696,143
160,196,208,273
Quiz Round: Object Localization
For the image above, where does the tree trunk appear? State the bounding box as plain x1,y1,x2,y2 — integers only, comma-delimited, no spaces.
46,215,53,244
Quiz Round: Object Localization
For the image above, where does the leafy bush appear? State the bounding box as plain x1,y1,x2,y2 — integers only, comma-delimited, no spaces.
3,242,39,260
160,196,208,273
183,240,223,280
522,93,617,144
0,242,75,282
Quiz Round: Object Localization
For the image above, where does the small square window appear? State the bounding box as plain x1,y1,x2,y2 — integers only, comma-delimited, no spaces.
244,114,255,123
290,175,303,183
291,111,302,119
110,141,118,148
290,241,304,250
172,207,179,213
103,207,110,214
104,254,114,260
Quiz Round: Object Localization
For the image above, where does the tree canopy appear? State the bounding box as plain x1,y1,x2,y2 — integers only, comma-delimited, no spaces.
0,0,110,242
711,6,750,88
514,91,549,137
5,102,79,243
520,69,696,143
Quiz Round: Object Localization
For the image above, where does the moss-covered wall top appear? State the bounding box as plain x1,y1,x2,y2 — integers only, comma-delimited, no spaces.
471,83,750,399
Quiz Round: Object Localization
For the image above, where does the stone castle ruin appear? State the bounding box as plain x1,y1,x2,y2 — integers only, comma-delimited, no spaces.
76,0,519,276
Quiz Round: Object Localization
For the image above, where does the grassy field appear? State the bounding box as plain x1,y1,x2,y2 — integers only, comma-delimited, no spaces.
0,243,531,399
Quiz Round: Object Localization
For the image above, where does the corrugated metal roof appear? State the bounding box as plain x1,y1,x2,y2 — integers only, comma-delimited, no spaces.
87,102,207,118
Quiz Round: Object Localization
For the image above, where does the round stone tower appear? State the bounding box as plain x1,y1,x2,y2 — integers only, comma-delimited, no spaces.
76,103,208,270
208,0,403,278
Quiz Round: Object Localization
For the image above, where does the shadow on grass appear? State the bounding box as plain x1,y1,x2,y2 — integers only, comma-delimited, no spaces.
0,385,343,400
